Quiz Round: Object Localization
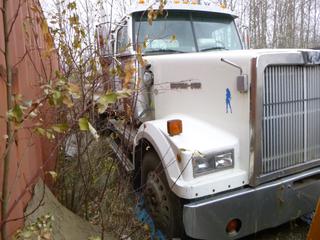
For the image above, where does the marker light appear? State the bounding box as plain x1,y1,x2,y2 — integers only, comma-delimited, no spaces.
226,219,241,236
174,0,181,3
138,0,145,4
167,119,183,136
191,0,199,4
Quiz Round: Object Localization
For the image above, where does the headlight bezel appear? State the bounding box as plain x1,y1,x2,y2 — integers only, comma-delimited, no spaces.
192,149,234,178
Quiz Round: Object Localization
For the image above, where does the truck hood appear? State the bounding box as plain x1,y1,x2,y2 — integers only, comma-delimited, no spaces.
143,48,316,173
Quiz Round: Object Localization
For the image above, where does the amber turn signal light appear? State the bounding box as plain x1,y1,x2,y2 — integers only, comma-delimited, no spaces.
167,119,183,136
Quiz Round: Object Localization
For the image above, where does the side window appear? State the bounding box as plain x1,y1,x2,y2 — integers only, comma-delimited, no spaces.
117,25,129,54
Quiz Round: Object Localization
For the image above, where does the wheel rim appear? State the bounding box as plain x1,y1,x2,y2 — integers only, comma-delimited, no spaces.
144,171,172,233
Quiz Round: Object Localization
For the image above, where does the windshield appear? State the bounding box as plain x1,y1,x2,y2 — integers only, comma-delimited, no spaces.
133,10,242,55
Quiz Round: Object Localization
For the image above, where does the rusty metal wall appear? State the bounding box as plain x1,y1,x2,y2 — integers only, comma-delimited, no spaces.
0,0,58,237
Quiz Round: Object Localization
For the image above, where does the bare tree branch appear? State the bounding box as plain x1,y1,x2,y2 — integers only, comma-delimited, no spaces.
13,49,29,68
7,0,22,40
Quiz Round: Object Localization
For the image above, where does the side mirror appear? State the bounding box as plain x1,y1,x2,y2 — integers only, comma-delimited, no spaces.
237,74,249,93
221,58,249,93
240,26,250,50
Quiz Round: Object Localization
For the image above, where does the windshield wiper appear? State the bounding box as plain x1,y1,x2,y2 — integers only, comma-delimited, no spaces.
144,49,186,54
200,47,228,52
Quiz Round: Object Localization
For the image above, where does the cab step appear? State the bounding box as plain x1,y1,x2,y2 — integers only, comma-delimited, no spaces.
107,119,138,172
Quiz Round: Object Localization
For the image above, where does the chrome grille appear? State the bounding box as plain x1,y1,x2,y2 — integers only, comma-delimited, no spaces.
262,65,320,174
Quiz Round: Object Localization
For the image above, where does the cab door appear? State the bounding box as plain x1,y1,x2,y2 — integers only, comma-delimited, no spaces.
113,18,136,117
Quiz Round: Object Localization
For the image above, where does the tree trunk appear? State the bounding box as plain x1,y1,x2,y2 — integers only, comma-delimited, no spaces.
1,0,14,239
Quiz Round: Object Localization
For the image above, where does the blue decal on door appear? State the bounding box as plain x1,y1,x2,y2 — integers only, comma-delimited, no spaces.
226,88,232,113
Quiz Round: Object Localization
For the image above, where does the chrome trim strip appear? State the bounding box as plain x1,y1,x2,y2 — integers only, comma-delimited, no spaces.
187,167,320,208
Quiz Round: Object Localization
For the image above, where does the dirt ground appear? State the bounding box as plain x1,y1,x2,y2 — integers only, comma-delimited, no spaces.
25,180,311,240
25,180,116,240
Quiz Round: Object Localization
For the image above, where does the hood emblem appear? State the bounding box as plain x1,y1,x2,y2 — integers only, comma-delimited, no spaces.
170,80,201,90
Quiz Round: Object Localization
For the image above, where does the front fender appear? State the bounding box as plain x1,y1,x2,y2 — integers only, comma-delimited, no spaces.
133,115,247,199
133,121,181,186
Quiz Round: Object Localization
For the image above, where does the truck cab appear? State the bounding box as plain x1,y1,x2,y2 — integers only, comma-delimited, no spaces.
98,0,320,239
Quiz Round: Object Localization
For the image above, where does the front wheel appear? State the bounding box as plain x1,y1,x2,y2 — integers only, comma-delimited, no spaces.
141,150,184,238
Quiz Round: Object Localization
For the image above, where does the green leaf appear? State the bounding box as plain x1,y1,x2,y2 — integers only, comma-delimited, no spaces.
35,127,46,136
8,104,23,123
99,92,118,105
78,118,99,140
34,128,55,140
51,123,69,133
79,118,89,131
97,92,118,113
45,129,55,140
52,90,63,105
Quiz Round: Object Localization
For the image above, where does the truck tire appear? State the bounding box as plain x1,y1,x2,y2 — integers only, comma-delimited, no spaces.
141,150,184,238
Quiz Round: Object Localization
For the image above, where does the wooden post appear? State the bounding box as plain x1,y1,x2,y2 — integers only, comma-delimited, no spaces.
307,199,320,240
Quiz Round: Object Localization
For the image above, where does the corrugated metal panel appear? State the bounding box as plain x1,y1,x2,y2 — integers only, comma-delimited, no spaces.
0,0,58,237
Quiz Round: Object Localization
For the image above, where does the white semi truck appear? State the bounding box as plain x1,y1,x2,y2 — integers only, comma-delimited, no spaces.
97,0,320,239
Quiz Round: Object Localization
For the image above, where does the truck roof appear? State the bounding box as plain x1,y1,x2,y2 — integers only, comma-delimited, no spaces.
127,1,237,18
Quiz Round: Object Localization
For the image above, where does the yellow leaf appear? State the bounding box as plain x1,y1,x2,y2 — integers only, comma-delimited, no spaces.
47,171,58,181
79,118,89,131
51,123,69,133
68,83,81,98
41,20,49,35
147,8,154,25
170,34,176,42
30,5,41,14
69,15,79,25
124,61,136,89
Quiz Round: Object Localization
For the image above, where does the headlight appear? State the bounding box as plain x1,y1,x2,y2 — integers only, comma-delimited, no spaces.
192,150,234,177
214,152,233,170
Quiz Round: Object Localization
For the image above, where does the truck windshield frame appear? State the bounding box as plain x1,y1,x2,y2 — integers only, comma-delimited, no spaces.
132,10,243,55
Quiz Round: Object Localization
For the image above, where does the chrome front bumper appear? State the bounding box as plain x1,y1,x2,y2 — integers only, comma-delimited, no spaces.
183,168,320,240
